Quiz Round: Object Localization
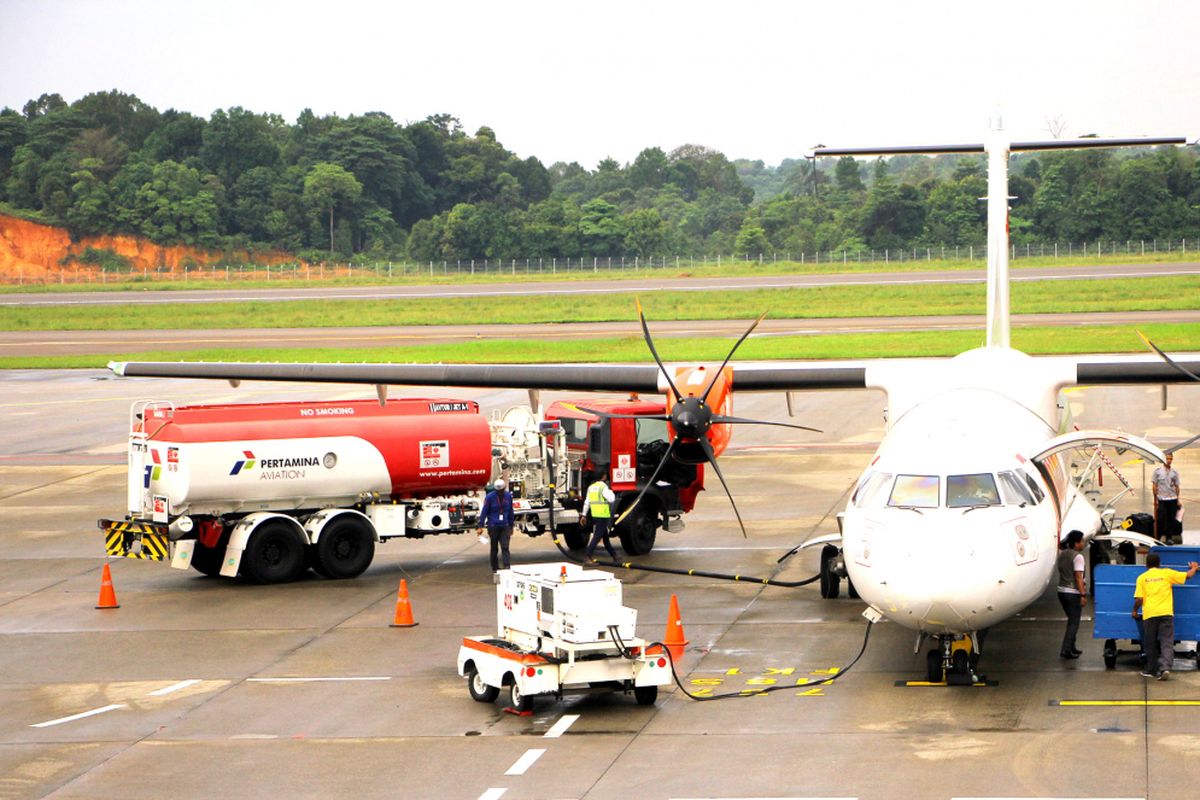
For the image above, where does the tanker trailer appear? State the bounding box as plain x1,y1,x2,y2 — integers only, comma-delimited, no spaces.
99,397,496,583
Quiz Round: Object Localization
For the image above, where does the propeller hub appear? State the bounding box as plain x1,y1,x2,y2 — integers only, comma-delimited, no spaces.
672,397,712,439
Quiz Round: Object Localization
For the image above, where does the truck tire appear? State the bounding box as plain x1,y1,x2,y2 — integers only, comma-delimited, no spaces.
313,516,375,579
633,685,658,705
617,504,658,556
242,520,308,584
466,667,499,703
560,524,587,551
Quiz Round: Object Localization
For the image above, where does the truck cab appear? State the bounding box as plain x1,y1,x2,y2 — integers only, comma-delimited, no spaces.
545,399,704,555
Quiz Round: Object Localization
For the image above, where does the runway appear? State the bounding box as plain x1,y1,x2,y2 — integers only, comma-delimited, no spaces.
5,310,1200,358
1,370,1198,799
2,260,1198,307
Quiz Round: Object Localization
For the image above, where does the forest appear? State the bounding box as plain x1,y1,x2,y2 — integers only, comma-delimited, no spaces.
1,90,1198,263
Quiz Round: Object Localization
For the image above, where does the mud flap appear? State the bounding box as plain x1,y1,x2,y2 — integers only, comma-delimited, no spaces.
170,541,195,571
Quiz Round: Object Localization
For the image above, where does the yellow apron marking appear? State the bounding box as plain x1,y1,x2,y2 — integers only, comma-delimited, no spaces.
1052,699,1200,707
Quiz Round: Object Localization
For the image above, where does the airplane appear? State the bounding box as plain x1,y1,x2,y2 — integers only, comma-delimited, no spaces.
108,123,1199,683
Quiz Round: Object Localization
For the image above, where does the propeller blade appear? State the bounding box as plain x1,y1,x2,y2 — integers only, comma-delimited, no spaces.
614,437,679,527
1138,330,1200,383
699,437,748,539
636,297,683,402
701,311,768,404
558,401,669,422
711,414,822,433
1166,432,1200,455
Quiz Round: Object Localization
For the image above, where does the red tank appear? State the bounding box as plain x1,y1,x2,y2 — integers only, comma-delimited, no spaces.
140,398,492,505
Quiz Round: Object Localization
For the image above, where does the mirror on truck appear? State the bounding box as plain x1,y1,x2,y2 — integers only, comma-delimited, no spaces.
588,418,610,466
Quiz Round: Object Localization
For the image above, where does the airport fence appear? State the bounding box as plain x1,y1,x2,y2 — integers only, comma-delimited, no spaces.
0,237,1192,286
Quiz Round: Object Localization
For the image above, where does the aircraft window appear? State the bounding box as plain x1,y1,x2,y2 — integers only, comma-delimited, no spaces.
1022,472,1045,504
636,417,669,446
946,473,1001,508
854,472,893,508
888,475,939,508
998,471,1034,506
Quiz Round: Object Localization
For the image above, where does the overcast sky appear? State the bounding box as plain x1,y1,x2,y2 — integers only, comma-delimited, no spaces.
3,0,1198,168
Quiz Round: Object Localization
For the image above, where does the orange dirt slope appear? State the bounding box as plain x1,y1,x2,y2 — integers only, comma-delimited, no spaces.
0,213,291,277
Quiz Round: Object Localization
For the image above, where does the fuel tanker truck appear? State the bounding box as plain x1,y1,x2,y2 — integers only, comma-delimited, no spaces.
98,396,703,583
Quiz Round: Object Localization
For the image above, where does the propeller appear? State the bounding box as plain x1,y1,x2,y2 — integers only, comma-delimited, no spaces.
1139,331,1200,455
613,300,822,538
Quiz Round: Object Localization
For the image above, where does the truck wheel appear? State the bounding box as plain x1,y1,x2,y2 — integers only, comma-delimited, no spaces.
819,545,840,599
508,681,533,712
467,667,499,703
243,521,308,584
314,517,375,579
560,525,587,551
633,685,658,706
617,505,658,556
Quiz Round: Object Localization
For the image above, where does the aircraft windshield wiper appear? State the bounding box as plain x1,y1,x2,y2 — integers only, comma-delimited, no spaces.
960,504,992,514
892,505,925,515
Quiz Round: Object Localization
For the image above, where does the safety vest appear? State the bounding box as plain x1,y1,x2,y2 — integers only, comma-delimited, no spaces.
586,481,612,518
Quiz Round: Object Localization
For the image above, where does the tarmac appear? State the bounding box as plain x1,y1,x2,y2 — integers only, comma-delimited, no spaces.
1,370,1199,800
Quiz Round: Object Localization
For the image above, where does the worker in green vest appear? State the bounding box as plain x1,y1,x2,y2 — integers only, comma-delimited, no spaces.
582,476,617,563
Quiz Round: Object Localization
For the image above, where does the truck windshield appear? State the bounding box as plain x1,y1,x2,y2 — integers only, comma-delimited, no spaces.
636,417,669,446
560,417,589,446
946,473,1001,508
889,475,939,508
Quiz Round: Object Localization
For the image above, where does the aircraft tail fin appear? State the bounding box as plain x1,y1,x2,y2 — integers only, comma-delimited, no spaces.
812,133,1186,350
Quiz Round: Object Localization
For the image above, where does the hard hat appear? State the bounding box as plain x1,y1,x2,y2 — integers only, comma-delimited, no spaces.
493,479,505,490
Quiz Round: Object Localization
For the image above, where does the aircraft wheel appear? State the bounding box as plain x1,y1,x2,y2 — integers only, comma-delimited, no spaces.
925,649,943,683
819,545,841,599
1103,639,1117,670
467,667,499,703
951,649,970,675
242,521,308,584
847,577,860,599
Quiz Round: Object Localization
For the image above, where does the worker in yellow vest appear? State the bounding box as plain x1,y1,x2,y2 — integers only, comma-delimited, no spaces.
581,476,617,563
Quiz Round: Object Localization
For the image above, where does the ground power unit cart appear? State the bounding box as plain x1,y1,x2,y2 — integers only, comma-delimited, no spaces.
457,563,673,711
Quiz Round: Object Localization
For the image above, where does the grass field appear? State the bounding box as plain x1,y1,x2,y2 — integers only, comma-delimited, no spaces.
7,322,1197,371
3,275,1199,332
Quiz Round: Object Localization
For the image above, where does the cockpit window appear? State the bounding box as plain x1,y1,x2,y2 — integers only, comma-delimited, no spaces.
946,473,1001,508
853,472,894,508
1023,471,1045,504
998,471,1034,506
888,475,939,508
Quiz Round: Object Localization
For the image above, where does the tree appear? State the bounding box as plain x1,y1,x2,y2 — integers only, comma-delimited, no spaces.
303,162,362,255
834,157,864,192
623,208,666,256
734,219,769,256
579,198,623,256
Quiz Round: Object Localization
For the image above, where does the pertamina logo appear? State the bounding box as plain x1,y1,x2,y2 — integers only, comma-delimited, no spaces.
229,450,257,475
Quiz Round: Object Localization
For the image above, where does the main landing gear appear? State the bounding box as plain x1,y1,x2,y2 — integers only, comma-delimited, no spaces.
919,632,985,685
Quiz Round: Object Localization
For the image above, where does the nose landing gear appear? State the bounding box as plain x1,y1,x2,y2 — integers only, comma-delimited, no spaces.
921,633,985,685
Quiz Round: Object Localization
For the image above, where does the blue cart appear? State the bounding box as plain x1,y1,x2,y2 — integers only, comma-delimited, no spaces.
1092,546,1200,669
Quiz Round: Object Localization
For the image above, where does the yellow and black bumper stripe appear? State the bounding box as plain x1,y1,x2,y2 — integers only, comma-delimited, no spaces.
101,521,169,560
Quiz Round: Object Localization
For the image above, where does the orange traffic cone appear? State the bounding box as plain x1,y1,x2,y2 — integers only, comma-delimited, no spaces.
389,578,418,627
96,562,119,609
663,594,689,662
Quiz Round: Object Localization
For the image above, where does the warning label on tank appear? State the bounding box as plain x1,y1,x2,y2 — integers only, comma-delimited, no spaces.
429,402,472,413
420,440,450,468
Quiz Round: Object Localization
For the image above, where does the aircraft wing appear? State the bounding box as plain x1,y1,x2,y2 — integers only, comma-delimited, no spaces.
108,359,872,393
109,354,1200,394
